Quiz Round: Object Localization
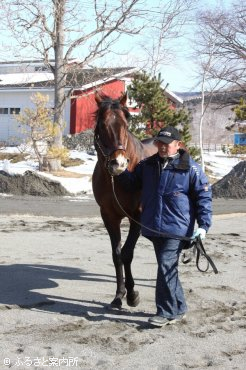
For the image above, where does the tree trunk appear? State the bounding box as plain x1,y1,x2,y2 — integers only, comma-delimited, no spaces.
199,73,206,172
49,0,66,172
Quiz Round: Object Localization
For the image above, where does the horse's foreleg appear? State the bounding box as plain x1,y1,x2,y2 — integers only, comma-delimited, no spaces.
111,241,127,308
121,220,141,307
101,212,126,308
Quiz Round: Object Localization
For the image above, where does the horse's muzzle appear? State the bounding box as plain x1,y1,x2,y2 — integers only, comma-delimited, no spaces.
108,155,129,176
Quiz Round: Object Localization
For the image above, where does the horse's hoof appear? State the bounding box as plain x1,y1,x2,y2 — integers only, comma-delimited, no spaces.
110,297,123,309
126,291,140,307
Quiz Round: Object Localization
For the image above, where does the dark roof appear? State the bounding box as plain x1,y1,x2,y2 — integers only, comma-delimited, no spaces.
66,67,135,88
0,67,136,90
182,89,246,105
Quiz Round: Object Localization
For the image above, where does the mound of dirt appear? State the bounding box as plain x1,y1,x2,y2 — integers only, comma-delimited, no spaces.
0,170,70,197
212,160,246,199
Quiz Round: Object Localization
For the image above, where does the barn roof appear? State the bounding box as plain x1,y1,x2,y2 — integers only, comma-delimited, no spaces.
0,67,137,89
0,61,183,104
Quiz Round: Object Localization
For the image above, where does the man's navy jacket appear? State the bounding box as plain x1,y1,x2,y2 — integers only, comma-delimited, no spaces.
118,150,212,239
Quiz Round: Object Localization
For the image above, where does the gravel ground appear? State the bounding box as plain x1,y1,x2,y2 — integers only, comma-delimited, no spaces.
0,195,245,218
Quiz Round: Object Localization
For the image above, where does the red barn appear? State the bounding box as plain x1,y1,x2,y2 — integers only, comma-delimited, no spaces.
0,61,183,143
69,70,183,134
70,78,128,134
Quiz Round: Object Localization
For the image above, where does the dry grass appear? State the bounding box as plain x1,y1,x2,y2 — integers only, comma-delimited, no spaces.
62,158,85,167
0,152,85,168
0,152,27,163
49,170,85,178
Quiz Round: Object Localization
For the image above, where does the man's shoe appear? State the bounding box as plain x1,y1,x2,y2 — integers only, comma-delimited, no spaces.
148,315,176,327
148,314,187,327
176,313,186,321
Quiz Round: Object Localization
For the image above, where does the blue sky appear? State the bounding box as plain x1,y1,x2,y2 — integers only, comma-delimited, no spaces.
87,0,234,92
155,0,234,92
99,0,234,92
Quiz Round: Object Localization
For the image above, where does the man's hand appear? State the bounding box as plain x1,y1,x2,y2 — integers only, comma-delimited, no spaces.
192,228,206,240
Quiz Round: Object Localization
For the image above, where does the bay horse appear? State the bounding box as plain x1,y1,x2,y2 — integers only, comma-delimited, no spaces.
92,92,156,309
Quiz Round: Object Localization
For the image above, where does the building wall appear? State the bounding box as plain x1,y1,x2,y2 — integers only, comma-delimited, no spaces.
185,100,235,145
0,79,125,143
70,80,126,134
0,90,70,143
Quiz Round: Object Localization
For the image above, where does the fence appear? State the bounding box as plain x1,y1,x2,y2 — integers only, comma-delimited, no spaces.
190,143,232,152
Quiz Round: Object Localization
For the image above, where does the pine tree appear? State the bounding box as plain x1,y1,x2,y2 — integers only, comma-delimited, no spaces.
128,72,194,140
233,98,246,133
127,71,200,159
128,72,183,137
181,120,192,146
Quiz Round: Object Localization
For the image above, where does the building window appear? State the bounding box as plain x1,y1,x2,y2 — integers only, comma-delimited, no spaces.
35,66,49,71
10,108,21,115
0,108,8,114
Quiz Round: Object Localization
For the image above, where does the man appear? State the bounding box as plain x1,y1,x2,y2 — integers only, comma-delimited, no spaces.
118,126,212,327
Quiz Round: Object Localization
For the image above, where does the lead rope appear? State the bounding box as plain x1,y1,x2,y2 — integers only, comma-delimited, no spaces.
111,176,218,274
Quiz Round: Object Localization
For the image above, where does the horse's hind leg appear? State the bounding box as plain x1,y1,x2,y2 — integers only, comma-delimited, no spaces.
121,220,141,307
101,211,126,308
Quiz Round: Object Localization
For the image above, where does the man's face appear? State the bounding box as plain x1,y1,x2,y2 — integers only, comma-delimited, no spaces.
155,140,181,158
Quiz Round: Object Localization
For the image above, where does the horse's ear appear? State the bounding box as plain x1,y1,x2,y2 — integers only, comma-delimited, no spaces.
119,93,127,107
180,142,189,152
95,91,103,105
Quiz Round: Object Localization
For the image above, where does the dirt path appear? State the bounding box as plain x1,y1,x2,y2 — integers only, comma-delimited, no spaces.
0,213,245,369
0,195,245,217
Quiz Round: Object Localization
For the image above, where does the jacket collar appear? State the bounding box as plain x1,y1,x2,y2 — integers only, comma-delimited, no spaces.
147,149,190,170
172,149,190,170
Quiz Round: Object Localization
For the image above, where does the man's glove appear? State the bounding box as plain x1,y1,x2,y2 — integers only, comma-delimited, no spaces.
192,227,206,240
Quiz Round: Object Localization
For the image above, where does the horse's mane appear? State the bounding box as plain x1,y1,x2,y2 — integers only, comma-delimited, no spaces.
141,137,155,145
94,94,131,123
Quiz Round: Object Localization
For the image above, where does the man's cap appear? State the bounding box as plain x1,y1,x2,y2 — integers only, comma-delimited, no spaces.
154,126,181,144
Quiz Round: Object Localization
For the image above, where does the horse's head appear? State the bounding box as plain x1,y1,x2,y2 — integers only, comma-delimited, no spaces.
94,92,130,176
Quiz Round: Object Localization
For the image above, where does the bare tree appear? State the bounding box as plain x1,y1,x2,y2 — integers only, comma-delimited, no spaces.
198,52,221,171
138,0,197,77
1,0,197,170
2,0,147,170
191,16,225,170
189,1,246,169
197,1,246,90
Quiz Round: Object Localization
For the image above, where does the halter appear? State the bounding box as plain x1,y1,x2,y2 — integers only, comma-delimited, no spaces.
94,133,127,174
94,96,130,174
